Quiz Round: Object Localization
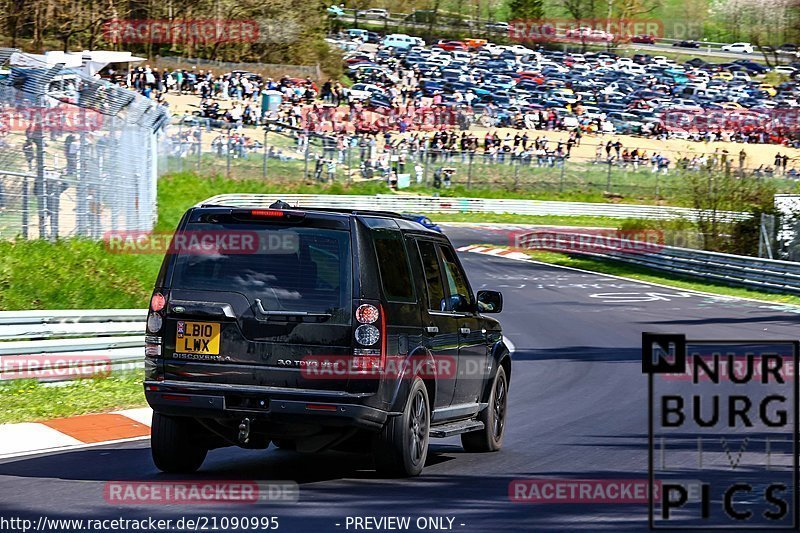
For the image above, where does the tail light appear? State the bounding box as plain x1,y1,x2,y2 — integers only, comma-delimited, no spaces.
352,303,386,373
146,291,166,336
150,293,166,312
145,291,166,381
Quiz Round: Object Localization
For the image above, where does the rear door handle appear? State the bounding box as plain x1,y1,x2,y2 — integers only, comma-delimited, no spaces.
460,327,471,334
425,326,439,335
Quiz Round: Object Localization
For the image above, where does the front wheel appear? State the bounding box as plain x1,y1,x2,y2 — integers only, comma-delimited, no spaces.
373,378,430,477
461,365,508,452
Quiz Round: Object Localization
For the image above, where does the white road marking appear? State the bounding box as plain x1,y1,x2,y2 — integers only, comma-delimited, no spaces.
462,246,800,309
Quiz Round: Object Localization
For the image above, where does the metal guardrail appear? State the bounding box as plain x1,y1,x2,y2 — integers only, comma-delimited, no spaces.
203,193,750,223
515,231,800,294
0,309,146,381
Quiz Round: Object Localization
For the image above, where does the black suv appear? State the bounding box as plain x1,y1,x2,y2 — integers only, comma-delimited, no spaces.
144,198,510,477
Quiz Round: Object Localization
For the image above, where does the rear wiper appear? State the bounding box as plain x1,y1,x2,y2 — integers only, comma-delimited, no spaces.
254,299,332,319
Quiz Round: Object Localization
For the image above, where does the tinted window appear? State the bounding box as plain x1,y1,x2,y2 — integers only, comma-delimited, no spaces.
170,223,351,323
440,245,473,310
373,229,415,302
417,240,446,311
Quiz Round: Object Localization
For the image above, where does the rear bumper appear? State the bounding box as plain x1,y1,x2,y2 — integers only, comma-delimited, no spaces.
144,380,394,431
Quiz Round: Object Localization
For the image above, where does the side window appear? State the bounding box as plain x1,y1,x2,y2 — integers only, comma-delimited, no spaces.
373,229,415,302
439,245,474,312
416,240,446,311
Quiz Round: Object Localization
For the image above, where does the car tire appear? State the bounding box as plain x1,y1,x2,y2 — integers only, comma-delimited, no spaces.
461,365,508,453
373,378,430,477
151,413,208,473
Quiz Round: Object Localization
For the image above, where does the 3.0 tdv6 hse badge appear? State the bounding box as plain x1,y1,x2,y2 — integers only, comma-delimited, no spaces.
143,198,510,477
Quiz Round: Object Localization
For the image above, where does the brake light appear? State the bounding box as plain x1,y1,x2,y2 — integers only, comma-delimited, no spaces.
355,304,379,324
251,209,283,217
150,293,166,311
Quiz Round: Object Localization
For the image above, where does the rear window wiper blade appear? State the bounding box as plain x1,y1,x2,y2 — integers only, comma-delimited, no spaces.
254,299,333,319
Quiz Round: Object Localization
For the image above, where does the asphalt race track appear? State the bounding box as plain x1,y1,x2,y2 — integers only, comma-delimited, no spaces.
2,224,800,532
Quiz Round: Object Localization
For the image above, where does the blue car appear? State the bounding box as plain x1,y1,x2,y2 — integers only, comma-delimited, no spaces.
402,214,442,233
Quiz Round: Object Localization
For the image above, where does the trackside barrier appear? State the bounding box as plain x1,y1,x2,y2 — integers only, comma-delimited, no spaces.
201,194,750,223
0,309,146,381
515,231,800,294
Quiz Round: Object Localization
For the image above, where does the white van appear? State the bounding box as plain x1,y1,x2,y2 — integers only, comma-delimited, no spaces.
382,34,417,50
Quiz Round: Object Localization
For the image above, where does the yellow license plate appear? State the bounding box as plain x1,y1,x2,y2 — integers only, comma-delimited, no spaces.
176,321,220,355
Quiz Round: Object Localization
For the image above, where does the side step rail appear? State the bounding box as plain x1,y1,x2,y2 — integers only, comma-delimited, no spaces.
429,419,484,438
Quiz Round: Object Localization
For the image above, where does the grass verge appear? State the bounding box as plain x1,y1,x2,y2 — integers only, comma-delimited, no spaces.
0,371,146,424
505,247,800,306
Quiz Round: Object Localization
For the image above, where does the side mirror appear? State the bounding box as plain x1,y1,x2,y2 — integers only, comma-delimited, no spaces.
476,290,503,313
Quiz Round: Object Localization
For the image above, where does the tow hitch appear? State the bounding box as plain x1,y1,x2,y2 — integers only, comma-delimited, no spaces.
238,418,251,444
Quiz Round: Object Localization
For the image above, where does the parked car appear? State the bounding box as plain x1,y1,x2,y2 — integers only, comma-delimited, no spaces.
435,40,468,52
145,200,510,477
347,83,385,101
382,34,418,50
345,28,369,41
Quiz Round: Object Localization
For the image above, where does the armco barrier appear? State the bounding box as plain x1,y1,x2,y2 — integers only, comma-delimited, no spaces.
0,309,146,381
515,231,800,294
202,194,749,222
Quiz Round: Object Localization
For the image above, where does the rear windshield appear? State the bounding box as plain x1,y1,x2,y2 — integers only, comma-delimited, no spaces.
170,223,352,322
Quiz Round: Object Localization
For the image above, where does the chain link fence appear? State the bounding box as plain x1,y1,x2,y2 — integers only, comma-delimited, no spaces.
0,49,169,240
154,56,321,80
161,115,800,198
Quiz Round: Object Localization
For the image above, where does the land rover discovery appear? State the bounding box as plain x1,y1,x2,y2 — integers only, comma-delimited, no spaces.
144,197,510,477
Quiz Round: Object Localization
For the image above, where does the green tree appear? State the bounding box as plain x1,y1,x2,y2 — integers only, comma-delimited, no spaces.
508,0,543,20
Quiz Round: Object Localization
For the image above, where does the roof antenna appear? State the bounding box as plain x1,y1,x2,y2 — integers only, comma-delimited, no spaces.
269,200,292,209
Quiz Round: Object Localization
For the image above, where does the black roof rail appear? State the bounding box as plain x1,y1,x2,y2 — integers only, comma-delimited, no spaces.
194,204,408,219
